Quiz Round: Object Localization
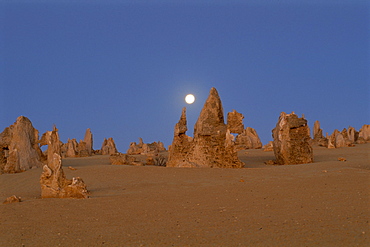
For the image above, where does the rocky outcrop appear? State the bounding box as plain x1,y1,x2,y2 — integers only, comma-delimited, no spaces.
167,107,193,167
62,128,93,158
227,110,244,134
312,120,328,147
347,126,358,144
40,126,88,199
327,128,355,148
262,141,274,152
235,127,262,150
65,138,79,157
126,138,166,155
110,153,136,165
101,137,118,155
335,132,346,148
358,124,370,143
0,116,43,173
3,195,22,204
168,88,244,168
272,112,313,165
84,128,93,156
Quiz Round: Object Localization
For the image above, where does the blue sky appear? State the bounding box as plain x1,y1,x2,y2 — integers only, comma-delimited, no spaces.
1,0,369,151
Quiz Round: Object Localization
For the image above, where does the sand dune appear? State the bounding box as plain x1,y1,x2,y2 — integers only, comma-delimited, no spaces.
1,144,369,246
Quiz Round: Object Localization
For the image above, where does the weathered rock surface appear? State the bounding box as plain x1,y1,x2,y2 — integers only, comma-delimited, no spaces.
127,138,166,155
262,141,274,152
65,138,79,157
101,137,118,155
84,128,93,156
347,126,358,144
227,110,244,134
168,88,244,168
358,124,370,142
40,126,88,199
272,112,313,165
3,195,22,204
327,129,354,148
235,127,262,150
312,120,328,147
167,107,193,167
335,132,346,148
109,153,136,165
0,116,43,173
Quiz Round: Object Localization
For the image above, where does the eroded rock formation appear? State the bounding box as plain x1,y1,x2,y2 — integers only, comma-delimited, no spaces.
167,107,193,167
127,138,166,155
3,195,22,204
167,88,244,168
40,126,88,199
358,124,370,143
0,116,43,173
312,120,328,147
272,112,313,165
101,137,118,155
65,138,79,157
227,110,244,134
84,128,93,156
235,127,263,150
262,141,274,152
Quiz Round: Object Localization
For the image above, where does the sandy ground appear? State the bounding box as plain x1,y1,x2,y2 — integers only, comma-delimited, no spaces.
1,144,369,246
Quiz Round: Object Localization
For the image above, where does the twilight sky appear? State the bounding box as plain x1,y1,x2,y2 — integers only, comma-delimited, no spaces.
1,0,369,151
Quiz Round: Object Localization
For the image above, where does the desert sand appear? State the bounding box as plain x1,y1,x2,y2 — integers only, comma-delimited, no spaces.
1,144,369,246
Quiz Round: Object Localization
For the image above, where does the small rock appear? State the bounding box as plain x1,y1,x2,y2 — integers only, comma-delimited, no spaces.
264,160,277,165
3,195,21,204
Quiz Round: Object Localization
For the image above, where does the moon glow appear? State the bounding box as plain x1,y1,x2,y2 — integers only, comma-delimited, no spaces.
185,94,195,104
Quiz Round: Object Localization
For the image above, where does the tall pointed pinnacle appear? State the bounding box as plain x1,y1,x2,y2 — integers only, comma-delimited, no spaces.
174,107,188,136
84,128,93,156
194,87,225,136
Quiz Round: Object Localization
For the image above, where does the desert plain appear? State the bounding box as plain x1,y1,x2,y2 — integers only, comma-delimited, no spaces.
1,143,369,246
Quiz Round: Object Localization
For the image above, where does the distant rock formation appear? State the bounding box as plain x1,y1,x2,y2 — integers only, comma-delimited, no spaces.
62,128,93,158
110,153,136,165
326,128,358,148
334,130,346,148
272,112,313,165
0,116,43,173
347,126,358,144
167,87,244,168
84,128,93,156
262,141,274,152
235,127,263,150
65,138,79,157
167,107,193,167
40,126,88,199
126,138,166,155
227,109,244,134
358,124,370,143
312,120,328,147
101,137,118,155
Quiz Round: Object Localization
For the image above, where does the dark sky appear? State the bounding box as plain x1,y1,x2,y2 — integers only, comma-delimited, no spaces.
1,0,369,151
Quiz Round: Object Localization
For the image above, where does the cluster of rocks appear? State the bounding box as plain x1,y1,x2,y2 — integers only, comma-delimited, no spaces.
226,110,263,150
312,121,369,148
110,153,167,167
126,138,166,155
167,87,245,168
39,126,88,198
100,137,118,155
61,128,93,157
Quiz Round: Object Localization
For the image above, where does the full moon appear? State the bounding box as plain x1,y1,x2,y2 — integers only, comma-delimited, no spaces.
185,94,195,104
